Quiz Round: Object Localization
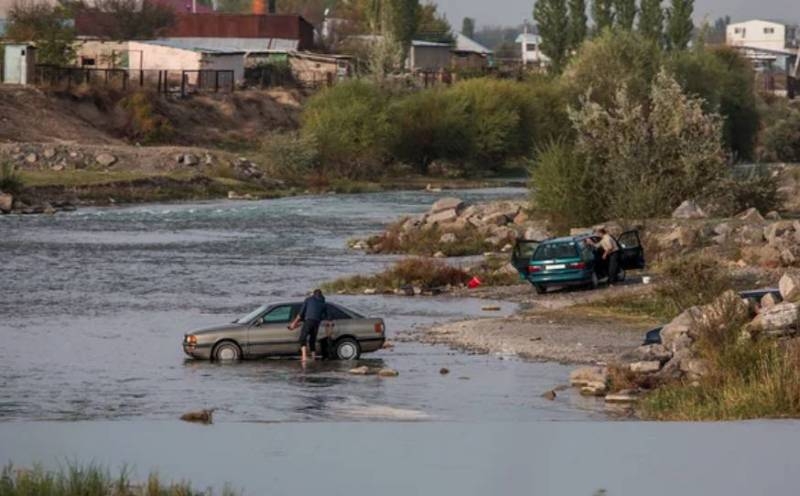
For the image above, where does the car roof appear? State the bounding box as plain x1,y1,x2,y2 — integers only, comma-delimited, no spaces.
540,235,592,245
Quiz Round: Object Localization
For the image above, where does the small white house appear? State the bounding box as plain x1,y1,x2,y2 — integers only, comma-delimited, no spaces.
2,44,36,85
516,33,549,66
726,20,796,53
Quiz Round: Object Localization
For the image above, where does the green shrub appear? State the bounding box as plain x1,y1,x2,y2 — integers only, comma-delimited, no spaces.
707,165,781,216
259,132,320,179
364,222,492,257
0,163,23,194
760,109,800,163
121,91,174,144
323,258,472,293
301,80,395,178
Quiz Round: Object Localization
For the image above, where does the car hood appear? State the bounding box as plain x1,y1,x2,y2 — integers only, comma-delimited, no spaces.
189,323,247,336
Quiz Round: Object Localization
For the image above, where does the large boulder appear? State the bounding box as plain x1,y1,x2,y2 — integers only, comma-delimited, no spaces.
764,221,795,247
569,366,608,387
735,225,766,245
95,153,117,167
0,192,12,213
748,302,800,337
700,290,752,330
660,307,703,353
427,209,459,225
680,358,710,379
779,273,800,303
482,212,511,226
430,197,465,215
672,200,707,219
624,344,673,363
736,208,765,223
629,361,662,374
659,225,698,250
524,226,550,241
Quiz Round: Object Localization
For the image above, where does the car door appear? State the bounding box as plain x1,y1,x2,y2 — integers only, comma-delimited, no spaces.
248,304,300,357
511,240,541,275
617,230,646,270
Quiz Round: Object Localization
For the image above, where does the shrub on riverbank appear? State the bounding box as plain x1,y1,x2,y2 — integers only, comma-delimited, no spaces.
0,463,239,496
323,258,472,294
0,163,23,194
362,222,492,257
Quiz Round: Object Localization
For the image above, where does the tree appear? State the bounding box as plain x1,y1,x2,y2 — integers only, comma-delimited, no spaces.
591,0,614,33
614,0,636,30
6,1,75,65
567,0,588,51
386,0,420,56
462,17,475,38
90,0,176,40
666,0,694,50
638,0,664,43
416,3,453,43
534,0,570,72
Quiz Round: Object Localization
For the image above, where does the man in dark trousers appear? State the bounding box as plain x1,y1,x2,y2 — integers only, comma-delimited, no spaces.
587,228,621,285
289,289,328,362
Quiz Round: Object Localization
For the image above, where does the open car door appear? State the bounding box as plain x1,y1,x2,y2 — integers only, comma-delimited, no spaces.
511,239,541,276
617,230,645,270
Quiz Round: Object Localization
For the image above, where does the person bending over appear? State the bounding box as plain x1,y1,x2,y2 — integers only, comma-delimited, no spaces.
289,289,328,362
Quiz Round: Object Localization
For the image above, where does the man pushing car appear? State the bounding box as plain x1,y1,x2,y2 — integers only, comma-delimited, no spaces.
289,289,329,362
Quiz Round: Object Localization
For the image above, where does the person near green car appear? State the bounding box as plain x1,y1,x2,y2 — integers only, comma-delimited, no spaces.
586,228,621,284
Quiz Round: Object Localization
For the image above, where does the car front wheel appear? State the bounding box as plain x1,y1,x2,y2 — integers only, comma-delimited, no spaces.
213,341,242,362
334,338,361,360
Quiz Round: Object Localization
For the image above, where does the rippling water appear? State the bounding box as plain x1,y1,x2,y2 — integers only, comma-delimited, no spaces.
0,189,605,422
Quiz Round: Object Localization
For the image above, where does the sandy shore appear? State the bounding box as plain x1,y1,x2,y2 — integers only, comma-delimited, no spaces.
412,281,658,365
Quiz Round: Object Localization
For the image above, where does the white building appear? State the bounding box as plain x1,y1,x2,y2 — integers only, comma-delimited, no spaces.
128,40,245,84
516,33,549,66
726,19,798,72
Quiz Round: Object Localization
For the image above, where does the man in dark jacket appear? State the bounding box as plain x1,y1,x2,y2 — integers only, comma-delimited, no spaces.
289,289,328,362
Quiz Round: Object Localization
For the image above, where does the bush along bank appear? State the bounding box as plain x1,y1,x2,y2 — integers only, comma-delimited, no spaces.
571,272,800,420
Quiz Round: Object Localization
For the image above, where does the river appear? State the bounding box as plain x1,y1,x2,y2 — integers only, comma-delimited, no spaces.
3,188,799,495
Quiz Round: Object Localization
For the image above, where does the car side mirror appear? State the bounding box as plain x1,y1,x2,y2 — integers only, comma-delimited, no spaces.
253,319,263,327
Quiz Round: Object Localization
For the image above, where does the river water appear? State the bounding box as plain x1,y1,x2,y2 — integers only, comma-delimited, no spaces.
0,188,603,423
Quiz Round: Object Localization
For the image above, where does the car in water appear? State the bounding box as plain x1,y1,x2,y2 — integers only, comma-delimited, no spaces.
183,302,386,361
512,231,645,294
642,288,783,345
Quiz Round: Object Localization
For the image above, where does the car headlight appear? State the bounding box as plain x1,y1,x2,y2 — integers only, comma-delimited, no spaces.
185,334,198,345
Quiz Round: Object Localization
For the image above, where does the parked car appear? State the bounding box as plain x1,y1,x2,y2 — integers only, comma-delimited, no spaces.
642,289,783,345
183,302,386,361
512,231,645,294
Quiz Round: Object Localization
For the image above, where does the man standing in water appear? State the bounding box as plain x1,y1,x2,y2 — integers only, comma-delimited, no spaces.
289,289,328,362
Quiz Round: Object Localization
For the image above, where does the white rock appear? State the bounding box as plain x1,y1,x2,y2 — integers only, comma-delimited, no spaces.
629,361,662,374
605,392,639,404
95,153,117,167
672,200,707,219
0,193,13,213
736,207,765,223
580,381,607,396
570,366,608,387
430,197,464,214
748,302,799,335
363,288,377,295
427,209,459,225
439,232,457,244
779,273,800,303
24,153,38,164
660,307,703,353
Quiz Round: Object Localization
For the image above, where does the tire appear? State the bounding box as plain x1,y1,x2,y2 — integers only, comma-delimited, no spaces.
534,284,547,295
333,338,361,360
213,341,242,362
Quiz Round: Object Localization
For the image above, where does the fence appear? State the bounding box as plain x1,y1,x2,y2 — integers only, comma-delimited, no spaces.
34,65,236,96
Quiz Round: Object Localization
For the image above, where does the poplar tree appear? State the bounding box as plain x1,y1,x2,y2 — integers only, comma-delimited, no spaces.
591,0,614,33
638,0,664,43
614,0,636,30
567,0,588,51
666,0,694,50
533,0,570,72
462,16,475,38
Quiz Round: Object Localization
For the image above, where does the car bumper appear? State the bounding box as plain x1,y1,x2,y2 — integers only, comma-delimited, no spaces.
528,269,595,286
360,337,386,354
183,343,212,360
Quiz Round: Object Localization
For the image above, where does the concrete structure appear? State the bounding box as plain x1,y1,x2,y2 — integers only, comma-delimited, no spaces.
128,40,245,83
407,40,452,71
75,40,131,69
452,32,493,70
288,51,353,85
516,33,549,66
2,44,36,85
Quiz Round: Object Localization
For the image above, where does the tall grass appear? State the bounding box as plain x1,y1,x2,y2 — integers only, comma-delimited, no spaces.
323,258,472,294
365,222,493,257
0,163,23,194
0,463,240,496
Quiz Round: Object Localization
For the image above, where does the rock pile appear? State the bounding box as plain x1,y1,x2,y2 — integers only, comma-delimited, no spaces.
573,272,800,404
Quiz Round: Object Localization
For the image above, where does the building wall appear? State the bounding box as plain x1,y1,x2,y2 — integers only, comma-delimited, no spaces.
2,44,36,85
288,54,351,85
198,53,244,82
726,20,787,51
409,45,451,71
128,41,202,73
452,52,488,71
75,40,130,69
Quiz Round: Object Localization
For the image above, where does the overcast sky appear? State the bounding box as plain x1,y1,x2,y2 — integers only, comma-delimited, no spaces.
436,0,798,29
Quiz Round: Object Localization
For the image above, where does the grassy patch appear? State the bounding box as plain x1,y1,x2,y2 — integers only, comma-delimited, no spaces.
18,170,194,188
1,163,24,193
0,463,239,496
323,258,472,294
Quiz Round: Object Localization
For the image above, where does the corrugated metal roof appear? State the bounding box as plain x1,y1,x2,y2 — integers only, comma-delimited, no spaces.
138,39,245,54
153,37,299,53
515,33,541,44
411,40,452,48
455,33,492,54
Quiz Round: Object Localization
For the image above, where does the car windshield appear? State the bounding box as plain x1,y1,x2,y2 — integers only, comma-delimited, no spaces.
235,305,269,324
533,242,578,261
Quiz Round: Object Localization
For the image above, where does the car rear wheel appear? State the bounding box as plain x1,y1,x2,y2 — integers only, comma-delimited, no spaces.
334,338,361,360
213,341,242,362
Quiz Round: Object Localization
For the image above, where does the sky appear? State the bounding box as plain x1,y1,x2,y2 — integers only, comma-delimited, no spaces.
436,0,798,29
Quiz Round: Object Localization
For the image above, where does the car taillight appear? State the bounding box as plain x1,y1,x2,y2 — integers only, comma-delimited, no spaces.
527,265,542,274
568,262,587,269
374,322,385,334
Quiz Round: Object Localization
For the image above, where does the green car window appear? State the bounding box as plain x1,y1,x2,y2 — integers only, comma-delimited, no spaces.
263,305,293,324
533,242,579,261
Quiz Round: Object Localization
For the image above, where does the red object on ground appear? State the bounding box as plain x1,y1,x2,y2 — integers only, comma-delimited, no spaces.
468,277,482,289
